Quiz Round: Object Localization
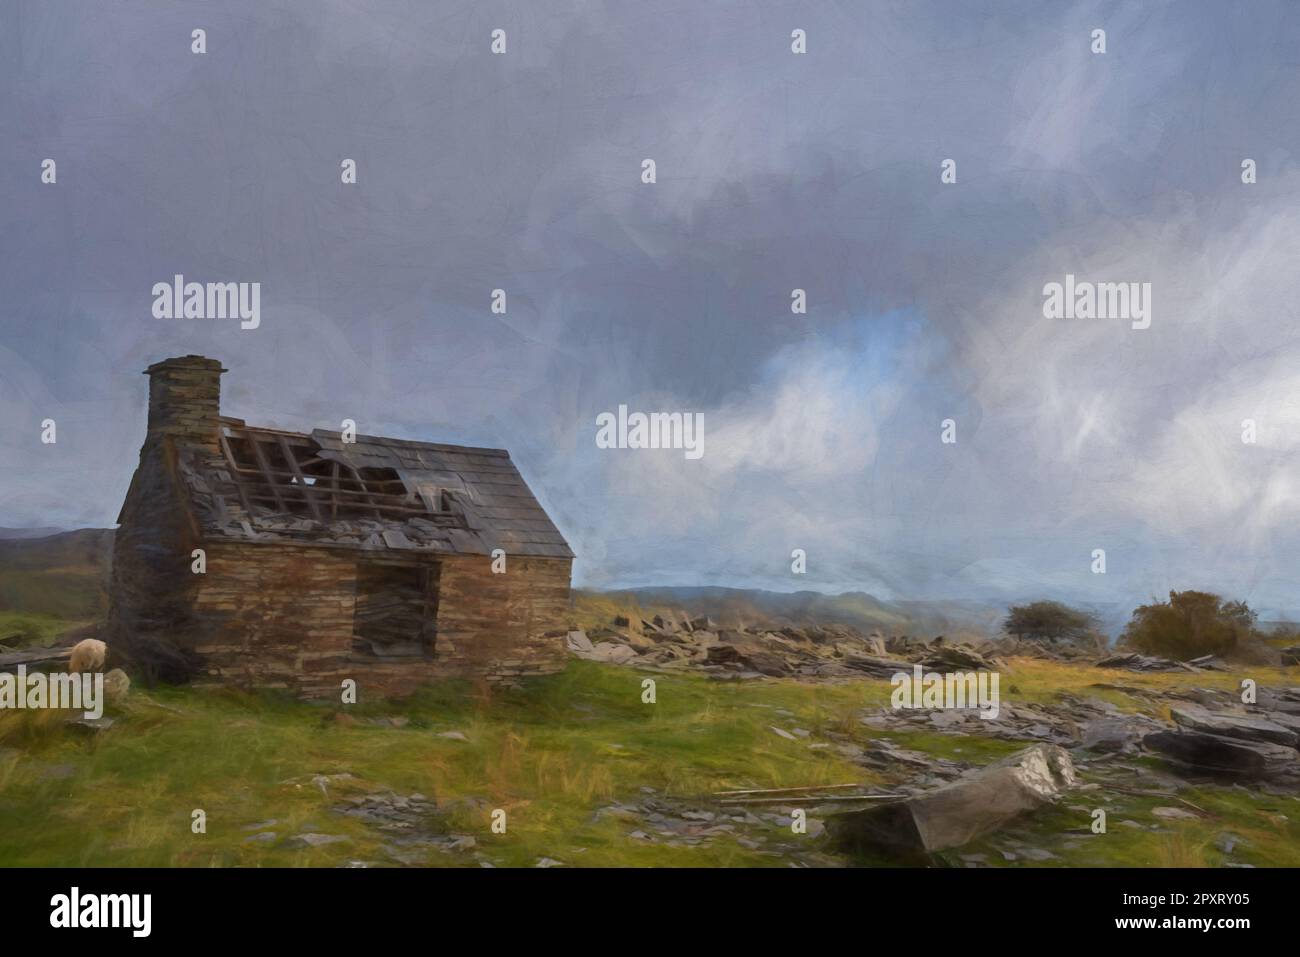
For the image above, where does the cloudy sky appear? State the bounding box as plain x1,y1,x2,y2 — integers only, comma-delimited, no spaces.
2,1,1299,616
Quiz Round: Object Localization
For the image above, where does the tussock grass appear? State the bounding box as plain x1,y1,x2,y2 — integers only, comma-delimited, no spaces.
1000,656,1295,709
0,662,875,867
2,656,1298,867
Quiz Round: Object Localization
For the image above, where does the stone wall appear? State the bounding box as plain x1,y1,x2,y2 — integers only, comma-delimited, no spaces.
189,543,572,698
191,542,357,690
108,437,206,680
432,553,572,677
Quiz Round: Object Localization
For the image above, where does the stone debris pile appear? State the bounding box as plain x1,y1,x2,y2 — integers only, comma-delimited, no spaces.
565,610,1232,679
1142,687,1300,781
565,614,1000,678
1096,652,1224,672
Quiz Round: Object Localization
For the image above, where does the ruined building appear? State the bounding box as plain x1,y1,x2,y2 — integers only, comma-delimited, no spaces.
109,356,573,696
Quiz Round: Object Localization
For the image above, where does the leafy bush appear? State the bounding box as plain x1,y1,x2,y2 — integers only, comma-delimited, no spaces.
1004,601,1100,646
1120,591,1256,660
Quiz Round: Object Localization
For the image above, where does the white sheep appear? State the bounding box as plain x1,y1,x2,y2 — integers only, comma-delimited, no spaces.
68,638,107,674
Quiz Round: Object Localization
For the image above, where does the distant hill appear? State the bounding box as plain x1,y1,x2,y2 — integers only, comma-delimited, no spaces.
0,528,114,619
0,526,65,540
577,586,1006,640
0,529,1122,643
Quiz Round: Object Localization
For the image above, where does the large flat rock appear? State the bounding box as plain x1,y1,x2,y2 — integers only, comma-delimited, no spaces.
1169,702,1299,747
829,744,1076,856
1143,729,1298,778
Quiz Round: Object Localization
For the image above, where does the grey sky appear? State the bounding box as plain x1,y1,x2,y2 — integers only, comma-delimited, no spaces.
3,1,1299,616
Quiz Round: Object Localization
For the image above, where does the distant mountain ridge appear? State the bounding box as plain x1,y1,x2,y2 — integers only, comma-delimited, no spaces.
2,530,1011,636
0,529,1152,642
0,526,65,540
582,585,1007,640
0,528,114,618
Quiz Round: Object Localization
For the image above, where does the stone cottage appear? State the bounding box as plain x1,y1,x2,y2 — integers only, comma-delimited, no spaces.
109,355,573,697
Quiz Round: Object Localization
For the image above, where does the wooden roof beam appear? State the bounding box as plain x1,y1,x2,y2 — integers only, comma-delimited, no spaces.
277,434,324,522
249,437,288,512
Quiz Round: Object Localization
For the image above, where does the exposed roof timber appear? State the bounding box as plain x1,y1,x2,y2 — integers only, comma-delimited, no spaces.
184,421,573,558
276,434,323,522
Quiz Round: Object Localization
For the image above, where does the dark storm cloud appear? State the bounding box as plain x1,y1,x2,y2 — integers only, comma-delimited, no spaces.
3,1,1300,616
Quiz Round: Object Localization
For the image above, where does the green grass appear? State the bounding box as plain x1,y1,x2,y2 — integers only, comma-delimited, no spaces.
2,656,1298,868
0,611,85,649
0,662,880,867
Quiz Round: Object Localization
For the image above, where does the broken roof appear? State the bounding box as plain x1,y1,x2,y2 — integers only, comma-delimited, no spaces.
176,418,573,559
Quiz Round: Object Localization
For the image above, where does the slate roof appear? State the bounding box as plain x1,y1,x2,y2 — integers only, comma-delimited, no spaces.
177,418,573,559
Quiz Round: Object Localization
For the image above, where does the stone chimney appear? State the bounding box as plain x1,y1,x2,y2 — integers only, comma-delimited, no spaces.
144,355,227,452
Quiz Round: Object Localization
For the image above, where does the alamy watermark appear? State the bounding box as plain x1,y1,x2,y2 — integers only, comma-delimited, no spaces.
152,274,261,329
1042,273,1151,330
50,887,151,937
0,666,103,720
890,664,1000,720
595,405,703,460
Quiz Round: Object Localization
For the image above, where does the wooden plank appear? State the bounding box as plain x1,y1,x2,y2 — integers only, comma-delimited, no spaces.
236,492,431,518
718,794,906,805
714,783,867,796
218,433,256,515
0,646,73,672
277,434,324,522
248,437,288,511
344,463,383,519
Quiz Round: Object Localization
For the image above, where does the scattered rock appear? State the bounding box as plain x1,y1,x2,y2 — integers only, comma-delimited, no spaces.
586,642,637,664
1215,832,1244,854
564,609,1004,680
1096,653,1190,672
929,710,969,730
308,772,356,795
829,744,1077,856
286,833,351,849
1255,688,1300,715
1143,729,1299,779
1169,702,1299,747
102,668,130,702
1018,847,1056,861
566,630,594,653
65,716,114,733
921,645,997,672
1151,806,1198,820
1081,716,1149,753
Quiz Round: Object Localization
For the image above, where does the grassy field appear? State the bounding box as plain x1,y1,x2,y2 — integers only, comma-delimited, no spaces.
0,529,112,621
3,653,1299,868
0,611,86,649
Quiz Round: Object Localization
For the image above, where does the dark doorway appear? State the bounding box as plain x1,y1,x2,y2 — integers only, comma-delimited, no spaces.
351,561,440,658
